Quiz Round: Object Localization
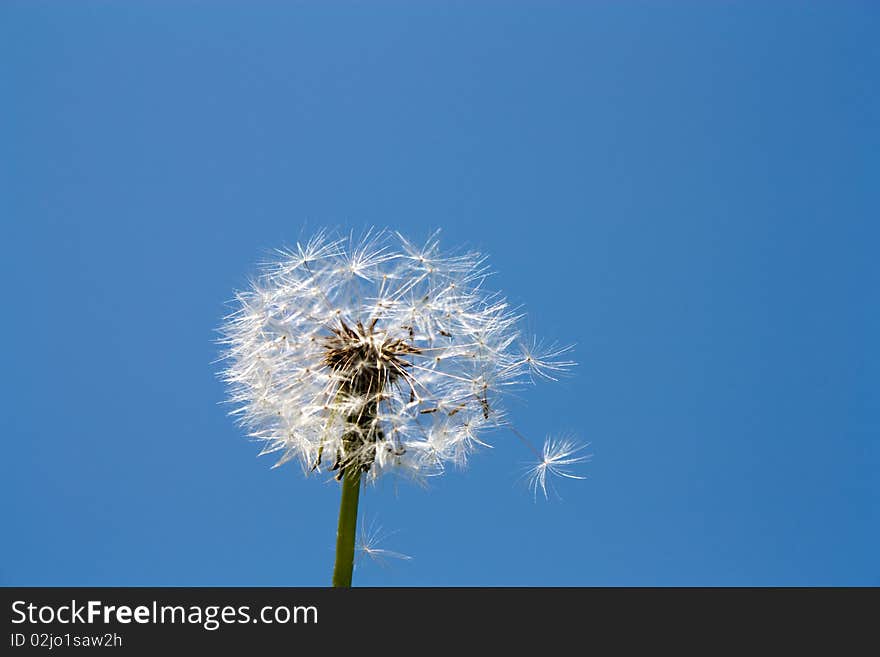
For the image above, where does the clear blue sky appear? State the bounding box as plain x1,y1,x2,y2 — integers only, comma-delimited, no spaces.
2,3,877,586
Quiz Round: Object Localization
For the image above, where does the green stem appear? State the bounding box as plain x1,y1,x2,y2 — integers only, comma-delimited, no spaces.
331,466,361,587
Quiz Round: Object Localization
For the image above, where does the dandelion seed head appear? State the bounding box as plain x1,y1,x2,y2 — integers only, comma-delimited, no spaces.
219,228,577,483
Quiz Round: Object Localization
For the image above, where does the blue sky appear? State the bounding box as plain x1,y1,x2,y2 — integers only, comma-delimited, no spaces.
2,3,877,586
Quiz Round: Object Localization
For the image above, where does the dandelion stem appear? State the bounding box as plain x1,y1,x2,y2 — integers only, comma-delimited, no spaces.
331,465,361,587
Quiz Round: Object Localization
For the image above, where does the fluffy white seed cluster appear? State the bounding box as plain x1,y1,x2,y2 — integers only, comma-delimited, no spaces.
220,229,578,486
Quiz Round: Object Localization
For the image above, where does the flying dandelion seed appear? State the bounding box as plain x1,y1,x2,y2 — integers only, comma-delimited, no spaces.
356,518,413,570
525,436,592,501
218,228,588,585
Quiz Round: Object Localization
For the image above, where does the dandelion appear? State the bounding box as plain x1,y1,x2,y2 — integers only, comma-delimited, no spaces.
218,228,586,586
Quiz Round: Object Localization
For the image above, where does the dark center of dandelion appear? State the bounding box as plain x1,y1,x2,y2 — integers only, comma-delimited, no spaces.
321,318,420,477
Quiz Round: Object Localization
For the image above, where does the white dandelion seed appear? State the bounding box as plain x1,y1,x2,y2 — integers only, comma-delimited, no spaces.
218,228,586,490
526,436,592,501
517,336,578,382
356,518,413,570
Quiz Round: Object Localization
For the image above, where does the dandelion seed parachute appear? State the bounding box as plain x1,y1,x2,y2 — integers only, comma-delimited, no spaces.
525,436,592,501
219,228,580,486
356,517,413,569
